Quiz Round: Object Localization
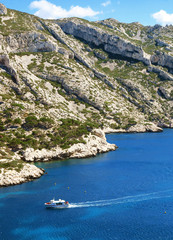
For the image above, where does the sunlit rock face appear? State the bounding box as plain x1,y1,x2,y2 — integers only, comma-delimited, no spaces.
0,3,7,15
1,4,173,187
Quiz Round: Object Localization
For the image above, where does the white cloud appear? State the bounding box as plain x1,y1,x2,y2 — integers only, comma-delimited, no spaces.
101,1,111,7
30,0,100,19
152,10,173,26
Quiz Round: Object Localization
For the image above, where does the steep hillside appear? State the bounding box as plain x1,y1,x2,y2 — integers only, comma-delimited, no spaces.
0,3,173,186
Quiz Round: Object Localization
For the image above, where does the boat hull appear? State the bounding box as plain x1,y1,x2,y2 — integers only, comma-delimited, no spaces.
45,204,69,209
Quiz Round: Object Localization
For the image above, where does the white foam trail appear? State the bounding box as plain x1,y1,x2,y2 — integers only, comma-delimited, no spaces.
69,190,173,208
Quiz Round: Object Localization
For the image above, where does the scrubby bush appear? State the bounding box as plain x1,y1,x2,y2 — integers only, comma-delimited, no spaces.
13,118,22,125
0,120,5,131
23,115,54,130
8,138,21,150
23,116,38,130
11,103,24,109
3,108,12,118
0,160,24,172
46,118,100,149
38,117,54,129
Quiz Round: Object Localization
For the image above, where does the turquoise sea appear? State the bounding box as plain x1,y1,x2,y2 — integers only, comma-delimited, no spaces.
1,129,173,240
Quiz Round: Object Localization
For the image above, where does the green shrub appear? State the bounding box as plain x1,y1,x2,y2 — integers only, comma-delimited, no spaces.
11,103,24,109
8,138,21,150
1,71,12,79
23,116,38,130
3,109,13,118
38,117,54,129
0,120,5,131
13,118,22,125
0,160,24,172
5,118,12,124
23,115,54,130
0,150,6,156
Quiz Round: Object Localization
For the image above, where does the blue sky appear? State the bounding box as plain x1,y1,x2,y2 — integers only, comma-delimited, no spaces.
1,0,173,26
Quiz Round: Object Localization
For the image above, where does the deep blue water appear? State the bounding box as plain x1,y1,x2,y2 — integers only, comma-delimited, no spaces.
1,129,173,240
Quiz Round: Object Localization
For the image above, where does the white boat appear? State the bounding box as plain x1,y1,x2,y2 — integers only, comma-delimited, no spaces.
45,198,69,209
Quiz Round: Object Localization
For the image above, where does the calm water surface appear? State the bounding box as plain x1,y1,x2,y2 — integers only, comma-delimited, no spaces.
0,129,173,240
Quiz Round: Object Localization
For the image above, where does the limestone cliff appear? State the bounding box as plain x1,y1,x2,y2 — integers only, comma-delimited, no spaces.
0,4,173,186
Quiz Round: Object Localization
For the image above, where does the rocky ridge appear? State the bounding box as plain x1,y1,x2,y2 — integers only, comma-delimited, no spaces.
57,19,151,65
0,4,173,186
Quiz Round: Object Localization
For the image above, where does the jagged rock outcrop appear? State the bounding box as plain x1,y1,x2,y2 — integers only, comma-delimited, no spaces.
148,24,162,32
39,73,103,110
157,87,173,100
117,78,145,99
6,32,58,53
104,123,162,133
23,129,117,161
155,39,169,47
94,50,107,60
40,20,115,89
0,3,7,15
57,20,151,65
127,123,162,133
147,66,173,81
151,51,173,73
0,55,19,84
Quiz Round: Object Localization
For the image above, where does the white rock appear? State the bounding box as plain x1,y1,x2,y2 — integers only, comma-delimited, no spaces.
127,123,162,133
0,164,44,187
23,92,36,101
23,129,117,162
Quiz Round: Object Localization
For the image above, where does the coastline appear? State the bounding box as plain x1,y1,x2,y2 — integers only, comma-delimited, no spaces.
0,163,45,187
22,129,117,162
103,122,163,134
0,125,167,187
0,129,116,187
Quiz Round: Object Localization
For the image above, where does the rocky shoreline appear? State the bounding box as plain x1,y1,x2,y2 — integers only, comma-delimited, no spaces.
0,129,117,187
0,125,170,187
104,122,163,133
0,125,166,187
23,129,117,162
0,163,45,187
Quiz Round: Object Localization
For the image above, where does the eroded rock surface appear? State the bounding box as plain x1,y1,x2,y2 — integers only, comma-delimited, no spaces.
23,129,117,162
0,3,7,15
57,20,151,65
0,164,44,187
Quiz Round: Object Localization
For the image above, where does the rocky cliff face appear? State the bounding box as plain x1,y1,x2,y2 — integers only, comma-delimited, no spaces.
151,51,173,73
0,4,173,186
57,20,151,65
0,3,7,15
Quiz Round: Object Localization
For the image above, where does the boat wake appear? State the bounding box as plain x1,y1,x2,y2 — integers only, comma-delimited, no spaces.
69,189,173,208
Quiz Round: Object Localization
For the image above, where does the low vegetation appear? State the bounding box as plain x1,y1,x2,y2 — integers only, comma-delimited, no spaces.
0,5,173,175
0,160,24,172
